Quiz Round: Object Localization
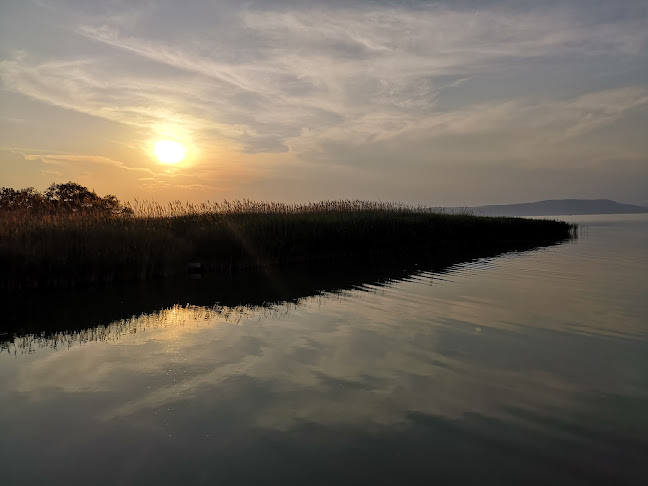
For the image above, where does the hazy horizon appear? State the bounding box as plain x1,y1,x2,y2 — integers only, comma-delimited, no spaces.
2,0,647,206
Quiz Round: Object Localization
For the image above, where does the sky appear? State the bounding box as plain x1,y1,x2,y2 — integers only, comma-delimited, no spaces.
1,0,647,206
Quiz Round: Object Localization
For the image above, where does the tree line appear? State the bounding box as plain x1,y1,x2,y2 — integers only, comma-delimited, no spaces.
0,182,133,216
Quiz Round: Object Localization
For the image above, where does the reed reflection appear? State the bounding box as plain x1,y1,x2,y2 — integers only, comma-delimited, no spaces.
2,299,326,356
1,239,571,355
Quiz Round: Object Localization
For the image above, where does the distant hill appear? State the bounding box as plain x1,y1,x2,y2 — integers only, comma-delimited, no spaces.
471,199,648,217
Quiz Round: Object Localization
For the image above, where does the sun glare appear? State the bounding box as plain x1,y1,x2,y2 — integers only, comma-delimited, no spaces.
154,140,187,164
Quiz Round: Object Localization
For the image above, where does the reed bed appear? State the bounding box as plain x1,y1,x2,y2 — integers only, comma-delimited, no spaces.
1,199,576,289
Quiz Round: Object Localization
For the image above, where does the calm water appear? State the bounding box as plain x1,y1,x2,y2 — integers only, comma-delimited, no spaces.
1,214,647,485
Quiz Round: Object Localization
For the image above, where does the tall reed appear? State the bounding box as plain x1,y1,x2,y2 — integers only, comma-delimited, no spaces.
1,199,576,289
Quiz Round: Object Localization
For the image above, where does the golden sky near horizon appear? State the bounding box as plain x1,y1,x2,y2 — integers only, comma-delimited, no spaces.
1,0,647,206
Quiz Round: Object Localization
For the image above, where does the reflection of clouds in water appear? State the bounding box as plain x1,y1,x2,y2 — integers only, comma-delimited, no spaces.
8,232,648,435
10,284,587,432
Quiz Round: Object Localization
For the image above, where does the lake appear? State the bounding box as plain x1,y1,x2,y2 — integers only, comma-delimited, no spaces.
1,214,646,485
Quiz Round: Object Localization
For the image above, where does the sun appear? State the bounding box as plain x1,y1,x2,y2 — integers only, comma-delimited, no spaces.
154,140,187,164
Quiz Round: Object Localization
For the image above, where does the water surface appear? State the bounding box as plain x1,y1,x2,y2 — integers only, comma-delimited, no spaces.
1,214,646,485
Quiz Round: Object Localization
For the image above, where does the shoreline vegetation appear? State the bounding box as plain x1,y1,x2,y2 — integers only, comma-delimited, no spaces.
1,182,577,290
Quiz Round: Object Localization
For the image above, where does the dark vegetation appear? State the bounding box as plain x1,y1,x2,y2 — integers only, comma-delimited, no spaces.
0,182,576,289
0,181,133,216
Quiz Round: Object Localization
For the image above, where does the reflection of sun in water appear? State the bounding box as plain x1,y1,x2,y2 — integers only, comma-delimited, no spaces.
154,140,187,164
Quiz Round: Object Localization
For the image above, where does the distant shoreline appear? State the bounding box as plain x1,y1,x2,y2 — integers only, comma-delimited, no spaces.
466,199,648,217
1,200,576,290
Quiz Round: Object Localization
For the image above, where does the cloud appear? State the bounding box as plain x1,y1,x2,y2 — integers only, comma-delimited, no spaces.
0,55,220,136
298,86,648,159
1,0,647,204
547,87,648,142
24,153,153,172
2,3,646,159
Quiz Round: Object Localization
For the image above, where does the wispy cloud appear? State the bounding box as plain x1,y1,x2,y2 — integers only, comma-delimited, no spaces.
25,153,153,172
3,4,646,156
1,0,647,203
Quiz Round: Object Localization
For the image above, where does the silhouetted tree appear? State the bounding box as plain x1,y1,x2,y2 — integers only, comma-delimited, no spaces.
0,187,43,210
0,182,132,216
99,194,133,216
44,182,102,213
